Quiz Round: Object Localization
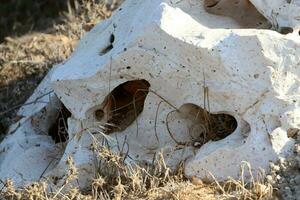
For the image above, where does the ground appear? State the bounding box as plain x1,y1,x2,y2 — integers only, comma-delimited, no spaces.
0,0,299,199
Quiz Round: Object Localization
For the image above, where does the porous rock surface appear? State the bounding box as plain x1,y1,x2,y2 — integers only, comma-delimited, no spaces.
250,0,300,30
0,0,299,191
267,130,300,199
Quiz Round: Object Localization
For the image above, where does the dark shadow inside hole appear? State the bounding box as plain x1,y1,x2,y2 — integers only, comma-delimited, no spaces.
209,113,238,141
279,27,294,34
109,33,115,43
177,104,238,146
48,104,71,143
203,0,271,28
205,0,220,8
99,33,115,55
97,79,150,133
95,109,105,121
287,128,299,139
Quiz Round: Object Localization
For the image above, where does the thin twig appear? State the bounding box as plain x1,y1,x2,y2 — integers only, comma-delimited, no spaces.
154,101,164,143
0,90,54,116
165,110,186,146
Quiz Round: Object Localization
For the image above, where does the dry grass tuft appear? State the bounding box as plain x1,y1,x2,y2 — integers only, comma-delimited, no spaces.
0,142,274,200
211,162,273,200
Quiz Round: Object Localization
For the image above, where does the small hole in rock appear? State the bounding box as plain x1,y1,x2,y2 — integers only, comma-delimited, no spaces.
279,27,293,34
168,103,238,147
95,109,105,121
48,104,71,143
99,33,115,55
97,79,150,133
100,44,113,55
110,33,115,43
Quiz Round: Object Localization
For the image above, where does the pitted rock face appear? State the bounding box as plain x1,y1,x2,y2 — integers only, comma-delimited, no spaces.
0,0,299,188
249,0,300,31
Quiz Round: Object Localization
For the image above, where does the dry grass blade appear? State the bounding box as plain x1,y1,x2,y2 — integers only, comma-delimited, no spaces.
209,161,273,200
0,145,276,200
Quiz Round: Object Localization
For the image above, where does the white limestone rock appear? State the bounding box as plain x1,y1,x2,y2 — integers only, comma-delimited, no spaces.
249,0,300,30
0,0,299,188
0,69,64,187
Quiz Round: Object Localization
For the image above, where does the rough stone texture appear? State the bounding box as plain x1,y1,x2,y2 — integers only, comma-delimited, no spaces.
249,0,300,30
0,0,299,190
267,130,300,200
0,69,63,186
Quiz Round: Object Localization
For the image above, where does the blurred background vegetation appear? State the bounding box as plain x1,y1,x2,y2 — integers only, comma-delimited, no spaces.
0,0,71,42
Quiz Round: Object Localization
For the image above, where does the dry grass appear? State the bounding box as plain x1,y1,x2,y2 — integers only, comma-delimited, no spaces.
0,139,274,200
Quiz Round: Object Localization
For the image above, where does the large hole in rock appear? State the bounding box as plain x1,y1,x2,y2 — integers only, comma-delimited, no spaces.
204,0,271,28
48,104,71,143
95,79,150,133
167,103,238,147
